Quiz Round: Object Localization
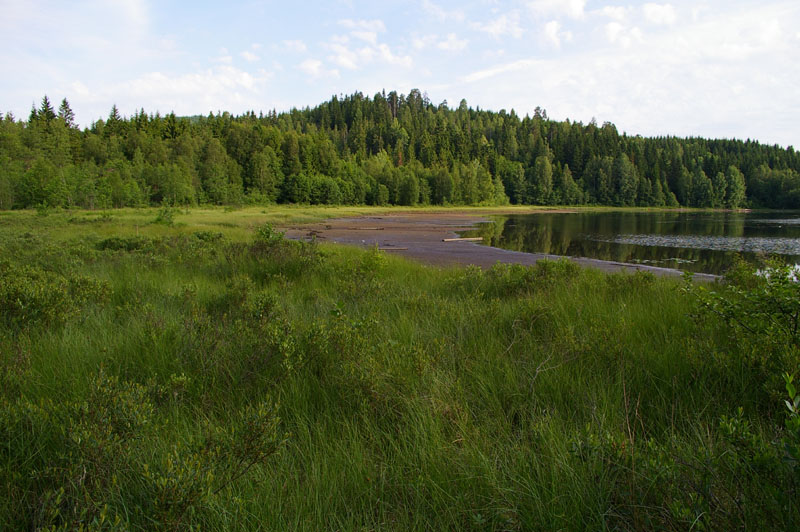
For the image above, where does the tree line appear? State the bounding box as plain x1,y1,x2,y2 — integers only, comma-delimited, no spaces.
1,91,798,210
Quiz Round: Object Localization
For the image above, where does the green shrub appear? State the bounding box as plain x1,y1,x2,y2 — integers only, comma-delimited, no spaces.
191,230,224,243
688,259,800,392
247,223,322,280
95,236,153,252
152,205,176,226
0,262,109,328
0,369,286,530
253,222,284,248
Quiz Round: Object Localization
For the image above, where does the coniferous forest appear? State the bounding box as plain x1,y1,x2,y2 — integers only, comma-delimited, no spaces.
2,90,799,210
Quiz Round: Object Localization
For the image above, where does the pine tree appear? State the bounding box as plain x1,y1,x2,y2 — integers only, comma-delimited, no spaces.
108,104,121,123
58,98,76,128
39,95,56,123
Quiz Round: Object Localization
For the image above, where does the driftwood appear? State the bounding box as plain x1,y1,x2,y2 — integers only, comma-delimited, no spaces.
442,237,483,242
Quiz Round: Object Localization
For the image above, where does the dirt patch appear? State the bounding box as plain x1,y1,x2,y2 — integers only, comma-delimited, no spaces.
282,211,718,281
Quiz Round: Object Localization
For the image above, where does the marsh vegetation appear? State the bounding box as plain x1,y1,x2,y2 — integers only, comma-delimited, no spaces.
1,207,798,530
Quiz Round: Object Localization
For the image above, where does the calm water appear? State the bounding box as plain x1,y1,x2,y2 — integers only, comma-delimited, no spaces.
462,211,800,275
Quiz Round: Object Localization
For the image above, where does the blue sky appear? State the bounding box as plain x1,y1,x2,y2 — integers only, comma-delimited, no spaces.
2,0,798,147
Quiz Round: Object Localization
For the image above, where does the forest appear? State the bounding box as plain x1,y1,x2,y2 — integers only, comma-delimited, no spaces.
1,90,799,210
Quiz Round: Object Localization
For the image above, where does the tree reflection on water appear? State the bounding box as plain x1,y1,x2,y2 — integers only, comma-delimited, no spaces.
465,211,800,275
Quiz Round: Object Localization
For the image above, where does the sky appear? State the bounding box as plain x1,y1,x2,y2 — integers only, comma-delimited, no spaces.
1,0,798,148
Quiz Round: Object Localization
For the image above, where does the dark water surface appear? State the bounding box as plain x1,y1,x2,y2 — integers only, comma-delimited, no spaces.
462,211,800,276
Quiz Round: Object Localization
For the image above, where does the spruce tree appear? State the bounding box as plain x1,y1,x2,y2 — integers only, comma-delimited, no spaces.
39,95,56,123
58,98,76,128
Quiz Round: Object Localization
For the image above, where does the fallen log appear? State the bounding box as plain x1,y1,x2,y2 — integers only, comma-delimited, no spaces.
442,237,483,242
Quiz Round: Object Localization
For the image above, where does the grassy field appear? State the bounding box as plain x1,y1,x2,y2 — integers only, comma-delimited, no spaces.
1,206,798,531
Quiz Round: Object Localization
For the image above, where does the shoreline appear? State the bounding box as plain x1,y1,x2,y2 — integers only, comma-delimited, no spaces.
282,211,720,281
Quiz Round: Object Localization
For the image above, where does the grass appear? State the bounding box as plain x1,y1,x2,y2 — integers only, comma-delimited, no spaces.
0,207,797,531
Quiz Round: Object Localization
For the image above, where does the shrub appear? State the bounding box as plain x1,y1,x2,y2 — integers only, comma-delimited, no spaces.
688,258,800,392
0,369,286,530
95,236,153,252
152,205,176,226
0,262,109,328
253,222,284,249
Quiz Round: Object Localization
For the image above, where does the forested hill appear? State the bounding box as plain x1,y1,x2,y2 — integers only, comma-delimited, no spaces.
1,90,799,210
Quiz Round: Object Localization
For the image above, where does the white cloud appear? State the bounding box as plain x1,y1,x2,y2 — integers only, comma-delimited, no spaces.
438,33,468,51
338,19,386,33
600,6,629,21
421,0,465,22
325,17,412,70
327,42,363,69
213,48,233,64
643,3,678,25
351,31,378,44
698,16,785,61
481,48,506,60
109,0,149,30
528,0,586,19
297,59,340,79
462,59,536,83
473,13,524,39
377,44,413,67
543,20,572,48
412,35,438,50
101,66,274,117
241,51,260,62
604,22,624,43
298,59,322,76
604,22,643,48
129,67,268,95
325,39,411,70
457,2,800,147
70,81,90,97
282,40,307,53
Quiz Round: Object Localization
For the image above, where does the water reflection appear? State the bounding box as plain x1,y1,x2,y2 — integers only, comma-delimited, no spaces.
463,211,800,275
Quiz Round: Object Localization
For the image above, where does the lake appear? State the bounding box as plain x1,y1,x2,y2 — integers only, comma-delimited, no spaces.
462,211,800,276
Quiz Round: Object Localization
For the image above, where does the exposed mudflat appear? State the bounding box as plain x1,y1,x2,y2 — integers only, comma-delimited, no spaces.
282,211,719,281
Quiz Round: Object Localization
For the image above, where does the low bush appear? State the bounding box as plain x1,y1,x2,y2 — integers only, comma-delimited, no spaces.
95,236,153,252
0,262,109,328
0,369,285,531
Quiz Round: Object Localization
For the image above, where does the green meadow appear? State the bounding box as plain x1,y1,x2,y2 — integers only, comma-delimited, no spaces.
1,206,798,531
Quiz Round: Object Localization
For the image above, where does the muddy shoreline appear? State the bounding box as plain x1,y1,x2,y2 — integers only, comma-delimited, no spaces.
282,211,719,281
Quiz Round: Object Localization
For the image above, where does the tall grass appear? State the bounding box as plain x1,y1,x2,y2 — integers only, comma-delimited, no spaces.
0,208,797,530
